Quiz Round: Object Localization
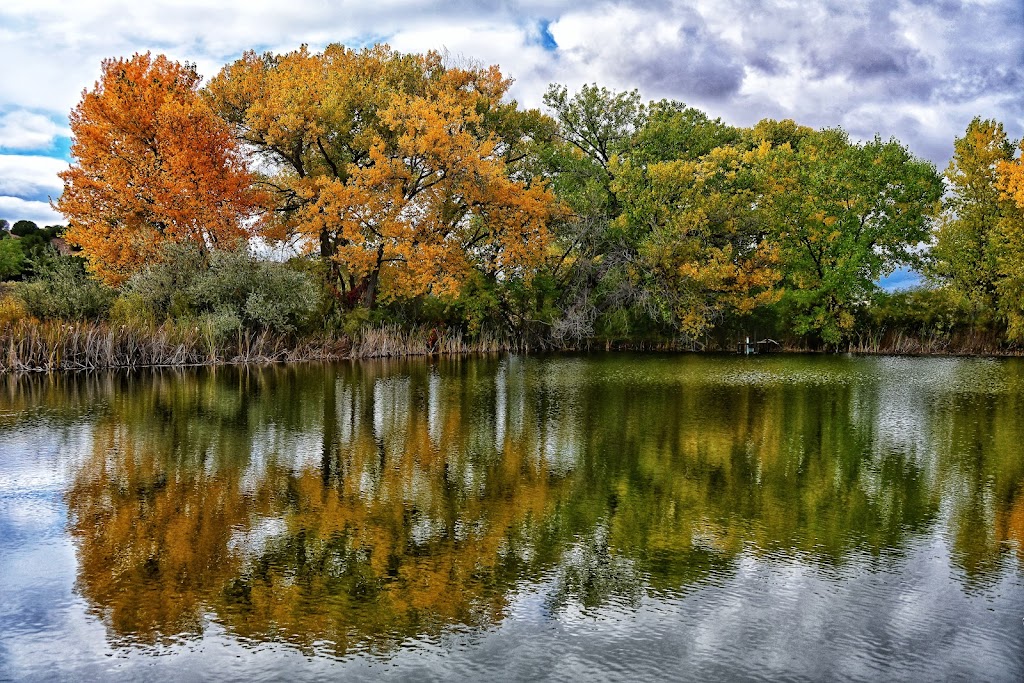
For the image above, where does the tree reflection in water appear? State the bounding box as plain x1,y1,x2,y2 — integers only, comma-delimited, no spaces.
38,355,1024,655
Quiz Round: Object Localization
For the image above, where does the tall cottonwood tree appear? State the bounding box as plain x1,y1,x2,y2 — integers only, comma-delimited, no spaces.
56,53,263,287
611,144,781,337
929,118,1017,323
765,129,943,345
205,44,554,310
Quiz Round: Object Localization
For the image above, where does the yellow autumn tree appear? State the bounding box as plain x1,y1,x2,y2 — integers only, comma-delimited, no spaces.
55,53,264,286
999,142,1024,209
205,44,554,308
992,139,1024,339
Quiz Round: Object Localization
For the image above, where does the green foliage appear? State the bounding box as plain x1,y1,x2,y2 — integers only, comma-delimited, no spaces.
241,264,319,333
14,255,115,320
196,308,243,350
0,239,25,280
109,292,157,329
866,287,973,340
766,130,943,345
124,242,207,318
928,118,1015,310
631,100,741,165
11,220,39,237
125,242,320,334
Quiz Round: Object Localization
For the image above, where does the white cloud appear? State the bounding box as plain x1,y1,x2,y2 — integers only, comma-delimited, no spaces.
0,154,66,198
0,0,1020,178
0,196,63,226
0,111,68,151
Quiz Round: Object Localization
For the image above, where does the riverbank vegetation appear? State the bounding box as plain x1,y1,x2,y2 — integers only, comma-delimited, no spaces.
2,45,1023,370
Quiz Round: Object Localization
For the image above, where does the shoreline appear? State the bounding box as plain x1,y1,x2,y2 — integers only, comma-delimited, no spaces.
4,321,1023,374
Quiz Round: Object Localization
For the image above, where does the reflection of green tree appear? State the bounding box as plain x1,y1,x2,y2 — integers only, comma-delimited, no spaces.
49,355,1024,651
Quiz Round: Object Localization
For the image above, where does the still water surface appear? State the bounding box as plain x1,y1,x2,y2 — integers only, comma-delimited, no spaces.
1,354,1023,681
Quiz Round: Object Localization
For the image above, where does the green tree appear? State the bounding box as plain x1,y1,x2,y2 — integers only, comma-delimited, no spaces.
11,220,39,237
0,238,25,280
929,119,1016,318
540,84,647,341
929,118,1024,340
612,143,780,337
766,130,943,346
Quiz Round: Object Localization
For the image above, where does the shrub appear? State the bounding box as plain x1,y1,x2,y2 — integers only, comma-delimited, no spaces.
125,241,320,333
0,239,25,280
196,308,242,350
124,242,206,318
0,293,32,327
14,255,114,320
109,292,157,329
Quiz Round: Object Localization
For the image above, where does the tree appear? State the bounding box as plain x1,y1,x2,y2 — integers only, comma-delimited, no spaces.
11,220,39,237
929,118,1017,323
630,100,741,166
206,44,554,310
612,144,781,337
55,53,263,287
766,130,943,345
0,238,24,280
0,219,10,234
538,84,647,340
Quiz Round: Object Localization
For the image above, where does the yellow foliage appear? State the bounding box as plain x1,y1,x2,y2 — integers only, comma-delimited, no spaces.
206,44,554,307
0,293,32,327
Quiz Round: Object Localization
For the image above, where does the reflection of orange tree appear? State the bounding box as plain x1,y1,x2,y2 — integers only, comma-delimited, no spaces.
60,357,1024,649
66,361,577,653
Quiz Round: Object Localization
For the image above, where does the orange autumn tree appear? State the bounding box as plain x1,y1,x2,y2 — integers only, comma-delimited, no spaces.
999,141,1024,210
56,53,264,286
205,44,554,309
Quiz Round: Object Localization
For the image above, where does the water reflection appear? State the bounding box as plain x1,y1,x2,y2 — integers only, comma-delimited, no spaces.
4,354,1024,672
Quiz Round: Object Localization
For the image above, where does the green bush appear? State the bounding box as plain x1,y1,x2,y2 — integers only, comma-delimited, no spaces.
109,292,157,329
197,308,242,349
125,242,206,318
14,255,114,320
124,241,320,334
0,239,25,280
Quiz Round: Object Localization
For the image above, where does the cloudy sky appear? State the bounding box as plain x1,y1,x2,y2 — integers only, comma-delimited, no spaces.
1,0,1022,229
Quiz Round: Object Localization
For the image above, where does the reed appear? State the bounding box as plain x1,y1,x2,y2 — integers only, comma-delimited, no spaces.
0,319,354,372
0,319,529,373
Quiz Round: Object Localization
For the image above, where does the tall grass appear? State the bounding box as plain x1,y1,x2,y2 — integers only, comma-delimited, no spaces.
845,328,1015,356
349,324,531,358
0,320,535,373
0,319,350,372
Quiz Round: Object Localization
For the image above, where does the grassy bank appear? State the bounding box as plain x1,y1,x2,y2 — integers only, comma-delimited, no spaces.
0,319,537,372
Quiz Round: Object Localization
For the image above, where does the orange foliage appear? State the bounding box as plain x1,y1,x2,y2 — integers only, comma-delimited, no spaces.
206,45,553,307
998,142,1024,211
55,53,264,287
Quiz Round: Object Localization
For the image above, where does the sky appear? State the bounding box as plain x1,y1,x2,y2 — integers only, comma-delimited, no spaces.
0,0,1022,286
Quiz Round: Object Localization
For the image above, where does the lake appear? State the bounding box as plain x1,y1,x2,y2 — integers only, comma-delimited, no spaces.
1,354,1023,681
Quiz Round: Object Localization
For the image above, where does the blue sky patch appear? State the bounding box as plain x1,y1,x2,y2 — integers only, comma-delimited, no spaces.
536,20,558,51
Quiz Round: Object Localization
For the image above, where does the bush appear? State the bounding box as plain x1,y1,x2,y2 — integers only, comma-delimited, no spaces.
0,239,25,280
196,308,242,349
124,241,320,334
244,266,319,333
124,242,206,318
14,255,114,320
0,293,32,327
109,292,157,329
